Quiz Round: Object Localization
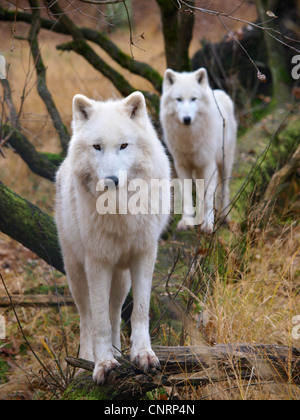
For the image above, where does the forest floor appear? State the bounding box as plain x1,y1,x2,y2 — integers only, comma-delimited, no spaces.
0,0,299,400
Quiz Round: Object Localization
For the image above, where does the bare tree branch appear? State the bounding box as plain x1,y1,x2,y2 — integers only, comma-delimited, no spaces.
28,0,70,152
1,75,62,181
0,5,163,93
1,123,62,182
43,0,160,114
178,0,300,54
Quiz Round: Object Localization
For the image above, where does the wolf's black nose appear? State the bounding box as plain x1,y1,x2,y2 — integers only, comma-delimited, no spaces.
104,176,119,188
183,117,191,125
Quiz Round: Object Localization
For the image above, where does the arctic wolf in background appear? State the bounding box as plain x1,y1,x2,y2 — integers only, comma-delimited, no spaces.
55,92,170,384
160,68,237,233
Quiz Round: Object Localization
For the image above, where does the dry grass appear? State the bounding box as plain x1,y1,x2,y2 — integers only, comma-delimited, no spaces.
0,0,299,400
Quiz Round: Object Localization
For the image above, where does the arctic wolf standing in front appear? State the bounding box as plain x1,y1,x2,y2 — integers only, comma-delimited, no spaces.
160,68,237,233
55,92,170,384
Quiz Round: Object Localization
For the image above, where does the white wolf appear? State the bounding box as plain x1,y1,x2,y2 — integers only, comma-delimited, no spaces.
160,68,237,233
55,92,170,384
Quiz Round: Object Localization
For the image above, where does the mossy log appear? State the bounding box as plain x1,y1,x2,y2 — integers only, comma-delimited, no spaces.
64,344,300,400
0,294,73,308
0,181,65,274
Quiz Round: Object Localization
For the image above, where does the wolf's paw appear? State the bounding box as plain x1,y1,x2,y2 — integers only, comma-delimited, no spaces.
201,218,214,234
177,218,194,231
92,358,120,384
131,348,160,372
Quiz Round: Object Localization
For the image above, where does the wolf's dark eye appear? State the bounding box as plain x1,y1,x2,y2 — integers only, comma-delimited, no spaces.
120,143,128,150
93,145,101,151
176,98,183,103
191,98,197,102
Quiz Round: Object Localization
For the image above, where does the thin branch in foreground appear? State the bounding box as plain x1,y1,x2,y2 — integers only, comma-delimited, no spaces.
217,14,267,82
0,271,64,391
178,0,300,54
28,0,69,152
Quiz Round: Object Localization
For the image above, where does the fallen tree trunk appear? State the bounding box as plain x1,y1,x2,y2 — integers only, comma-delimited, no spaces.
0,182,65,274
64,344,300,399
0,294,74,308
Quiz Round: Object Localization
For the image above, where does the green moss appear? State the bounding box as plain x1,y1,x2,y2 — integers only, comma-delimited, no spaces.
25,284,68,295
0,182,65,274
41,152,65,166
62,373,116,401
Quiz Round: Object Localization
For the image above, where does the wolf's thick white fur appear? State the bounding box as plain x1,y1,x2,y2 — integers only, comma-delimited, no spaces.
55,92,170,384
160,68,237,233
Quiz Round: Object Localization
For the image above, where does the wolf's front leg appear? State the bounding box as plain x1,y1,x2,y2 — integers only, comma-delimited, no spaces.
202,163,218,234
129,248,160,372
85,259,120,384
175,165,195,231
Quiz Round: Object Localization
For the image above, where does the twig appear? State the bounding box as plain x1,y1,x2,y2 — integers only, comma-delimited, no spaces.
178,0,300,54
217,14,264,80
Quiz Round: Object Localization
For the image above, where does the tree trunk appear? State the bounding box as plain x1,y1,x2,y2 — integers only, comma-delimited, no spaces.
156,0,195,71
0,182,65,274
255,0,294,104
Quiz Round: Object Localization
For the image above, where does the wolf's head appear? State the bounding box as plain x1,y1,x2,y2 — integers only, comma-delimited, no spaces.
161,68,211,126
69,92,157,195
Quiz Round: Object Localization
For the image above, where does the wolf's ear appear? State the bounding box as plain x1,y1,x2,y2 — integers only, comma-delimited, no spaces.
123,92,146,120
163,69,176,90
73,94,94,123
195,68,208,85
